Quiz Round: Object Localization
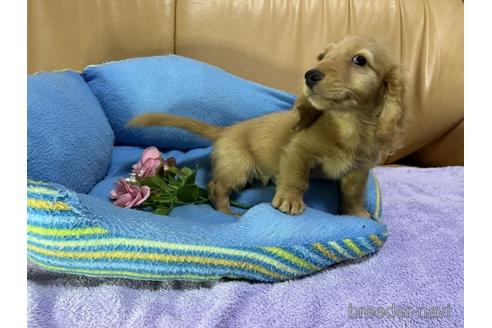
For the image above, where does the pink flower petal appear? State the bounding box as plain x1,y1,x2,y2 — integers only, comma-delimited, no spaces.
136,186,151,206
111,180,152,208
113,193,133,208
127,193,142,208
141,147,161,162
110,179,128,199
140,158,161,177
132,147,163,177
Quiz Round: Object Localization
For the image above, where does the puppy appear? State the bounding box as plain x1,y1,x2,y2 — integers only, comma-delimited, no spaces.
128,35,405,217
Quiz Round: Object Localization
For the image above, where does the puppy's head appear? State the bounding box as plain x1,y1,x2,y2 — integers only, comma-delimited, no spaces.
301,35,406,151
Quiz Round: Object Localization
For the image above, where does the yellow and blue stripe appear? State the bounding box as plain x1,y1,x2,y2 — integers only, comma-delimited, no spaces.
27,179,387,282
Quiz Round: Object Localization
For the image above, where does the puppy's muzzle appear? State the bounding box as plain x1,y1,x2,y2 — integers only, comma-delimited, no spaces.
304,69,325,89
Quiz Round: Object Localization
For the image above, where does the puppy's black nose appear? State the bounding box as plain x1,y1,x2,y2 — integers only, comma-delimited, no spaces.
304,69,325,88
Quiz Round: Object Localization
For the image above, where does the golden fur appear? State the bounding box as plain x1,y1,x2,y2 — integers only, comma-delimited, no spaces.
128,35,405,217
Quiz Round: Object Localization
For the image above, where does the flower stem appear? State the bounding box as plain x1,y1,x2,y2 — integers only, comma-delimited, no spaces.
229,200,252,209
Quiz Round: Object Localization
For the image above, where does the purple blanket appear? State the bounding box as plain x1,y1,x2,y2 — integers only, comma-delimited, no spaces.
27,166,464,327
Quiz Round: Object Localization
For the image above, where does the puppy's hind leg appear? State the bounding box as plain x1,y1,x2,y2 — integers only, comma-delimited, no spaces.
339,168,371,218
207,151,254,215
208,180,234,214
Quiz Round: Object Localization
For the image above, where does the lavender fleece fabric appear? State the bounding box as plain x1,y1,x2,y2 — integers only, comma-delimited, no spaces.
27,166,464,328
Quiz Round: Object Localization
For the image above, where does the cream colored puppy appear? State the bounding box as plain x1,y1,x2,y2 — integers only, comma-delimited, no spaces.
129,35,405,217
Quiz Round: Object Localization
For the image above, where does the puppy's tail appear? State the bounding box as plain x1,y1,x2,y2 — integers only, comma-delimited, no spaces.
127,113,224,141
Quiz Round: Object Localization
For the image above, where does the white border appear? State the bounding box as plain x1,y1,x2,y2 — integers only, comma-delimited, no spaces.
0,0,27,326
465,1,492,327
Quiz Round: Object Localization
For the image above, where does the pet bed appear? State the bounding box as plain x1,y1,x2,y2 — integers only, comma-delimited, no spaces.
27,55,387,283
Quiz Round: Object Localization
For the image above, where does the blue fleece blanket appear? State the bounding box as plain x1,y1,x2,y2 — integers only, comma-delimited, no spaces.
27,173,385,283
27,71,114,193
83,55,296,150
27,55,388,282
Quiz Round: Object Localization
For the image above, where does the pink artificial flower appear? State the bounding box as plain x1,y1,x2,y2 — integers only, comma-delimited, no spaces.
110,178,151,208
132,146,163,178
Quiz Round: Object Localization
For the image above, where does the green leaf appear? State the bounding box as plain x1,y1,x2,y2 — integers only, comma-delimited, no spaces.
169,178,182,188
168,167,180,175
140,176,167,191
198,187,208,199
177,184,200,202
180,167,193,177
154,207,171,215
184,169,197,185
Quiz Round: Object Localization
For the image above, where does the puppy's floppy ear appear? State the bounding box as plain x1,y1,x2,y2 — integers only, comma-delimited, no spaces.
316,53,326,61
317,43,335,61
376,65,406,154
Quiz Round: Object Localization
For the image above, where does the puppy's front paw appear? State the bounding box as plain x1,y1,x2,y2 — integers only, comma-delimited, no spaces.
272,192,305,215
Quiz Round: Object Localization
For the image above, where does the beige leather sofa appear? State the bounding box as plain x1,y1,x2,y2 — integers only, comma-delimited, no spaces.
28,0,463,166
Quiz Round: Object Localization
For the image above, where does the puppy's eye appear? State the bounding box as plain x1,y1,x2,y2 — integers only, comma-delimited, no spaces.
352,55,367,67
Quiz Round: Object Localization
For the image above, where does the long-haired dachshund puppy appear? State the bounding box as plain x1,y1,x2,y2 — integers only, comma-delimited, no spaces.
129,35,405,217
